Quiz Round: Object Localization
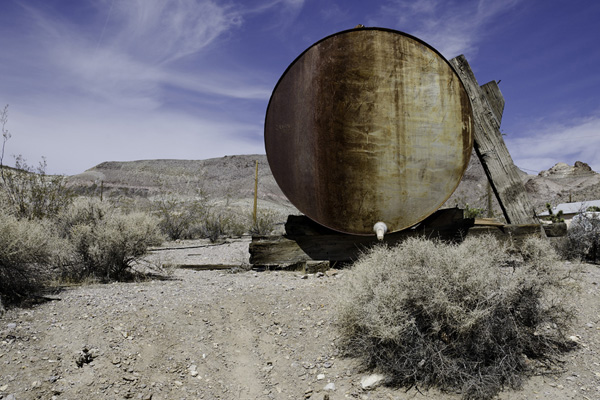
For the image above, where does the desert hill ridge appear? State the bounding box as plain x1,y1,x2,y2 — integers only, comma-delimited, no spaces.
67,153,600,219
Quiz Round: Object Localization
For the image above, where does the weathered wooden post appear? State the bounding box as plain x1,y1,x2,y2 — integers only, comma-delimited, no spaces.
449,56,537,225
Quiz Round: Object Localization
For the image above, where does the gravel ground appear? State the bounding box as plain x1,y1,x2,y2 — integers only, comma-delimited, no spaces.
1,238,599,400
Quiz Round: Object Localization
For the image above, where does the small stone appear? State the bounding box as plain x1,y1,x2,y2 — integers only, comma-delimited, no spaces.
361,374,385,390
323,382,336,391
323,361,333,368
0,384,8,391
568,335,581,344
317,373,325,380
300,275,308,279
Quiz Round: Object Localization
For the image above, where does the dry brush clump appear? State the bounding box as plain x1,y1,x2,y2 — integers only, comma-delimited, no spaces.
0,212,51,301
562,211,600,263
0,210,69,307
336,235,578,400
59,198,164,281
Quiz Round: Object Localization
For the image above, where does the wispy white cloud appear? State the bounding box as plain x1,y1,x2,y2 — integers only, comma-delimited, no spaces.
27,0,251,109
240,0,305,31
99,0,243,64
505,115,600,173
0,0,280,174
375,0,521,58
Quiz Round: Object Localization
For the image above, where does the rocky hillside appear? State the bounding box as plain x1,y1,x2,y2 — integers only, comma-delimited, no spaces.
67,154,600,219
67,155,297,215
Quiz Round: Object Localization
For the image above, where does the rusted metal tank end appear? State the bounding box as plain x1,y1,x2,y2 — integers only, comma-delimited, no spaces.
264,28,474,236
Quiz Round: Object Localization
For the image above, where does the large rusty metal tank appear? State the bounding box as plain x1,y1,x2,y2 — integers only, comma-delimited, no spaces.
265,27,474,235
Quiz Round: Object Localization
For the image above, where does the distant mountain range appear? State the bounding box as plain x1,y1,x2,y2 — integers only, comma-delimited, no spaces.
67,153,600,221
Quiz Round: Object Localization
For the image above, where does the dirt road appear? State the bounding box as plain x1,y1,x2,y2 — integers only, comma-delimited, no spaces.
0,239,599,399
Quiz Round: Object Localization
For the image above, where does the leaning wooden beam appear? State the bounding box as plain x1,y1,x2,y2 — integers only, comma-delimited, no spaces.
480,80,505,123
450,55,537,225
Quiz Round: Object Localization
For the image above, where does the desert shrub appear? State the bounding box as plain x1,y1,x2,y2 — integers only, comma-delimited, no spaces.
0,210,60,303
201,210,247,242
545,203,564,223
564,211,600,263
55,197,110,237
463,203,485,219
152,195,210,240
249,209,279,235
0,156,73,220
61,198,164,281
337,235,576,400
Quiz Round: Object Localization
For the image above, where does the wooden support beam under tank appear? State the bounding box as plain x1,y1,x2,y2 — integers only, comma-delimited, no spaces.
249,211,547,267
250,209,473,266
450,55,537,225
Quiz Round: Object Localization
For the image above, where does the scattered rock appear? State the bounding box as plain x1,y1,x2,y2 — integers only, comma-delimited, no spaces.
323,382,336,391
75,347,95,367
360,374,385,390
569,335,581,344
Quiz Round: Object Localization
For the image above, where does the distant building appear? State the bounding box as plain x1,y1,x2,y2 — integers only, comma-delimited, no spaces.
539,200,600,227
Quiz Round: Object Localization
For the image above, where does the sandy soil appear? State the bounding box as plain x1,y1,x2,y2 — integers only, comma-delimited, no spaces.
1,238,599,400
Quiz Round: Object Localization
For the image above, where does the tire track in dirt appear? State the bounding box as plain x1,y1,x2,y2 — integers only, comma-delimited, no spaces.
207,292,267,399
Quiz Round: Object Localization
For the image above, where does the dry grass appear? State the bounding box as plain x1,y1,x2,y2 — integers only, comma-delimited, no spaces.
336,235,578,400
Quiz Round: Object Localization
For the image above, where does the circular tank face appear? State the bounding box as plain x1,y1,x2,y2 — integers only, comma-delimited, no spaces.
264,27,474,235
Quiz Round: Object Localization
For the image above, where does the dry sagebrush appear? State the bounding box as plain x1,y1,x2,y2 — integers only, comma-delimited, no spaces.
59,198,164,281
337,235,577,400
0,211,63,303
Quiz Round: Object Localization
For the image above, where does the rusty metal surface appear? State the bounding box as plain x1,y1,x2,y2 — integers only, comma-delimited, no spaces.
265,28,474,235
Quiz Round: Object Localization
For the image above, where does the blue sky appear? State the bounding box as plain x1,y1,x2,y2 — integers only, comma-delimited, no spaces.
0,0,599,175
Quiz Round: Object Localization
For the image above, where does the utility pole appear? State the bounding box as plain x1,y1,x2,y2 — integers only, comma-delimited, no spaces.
253,160,258,226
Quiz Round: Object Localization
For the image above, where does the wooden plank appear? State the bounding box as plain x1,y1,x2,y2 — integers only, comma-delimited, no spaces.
166,264,238,271
467,224,545,245
450,55,537,225
474,218,505,227
542,222,567,237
